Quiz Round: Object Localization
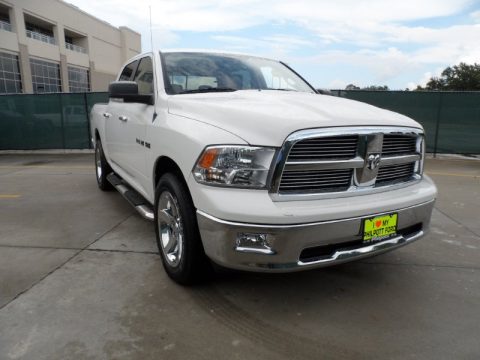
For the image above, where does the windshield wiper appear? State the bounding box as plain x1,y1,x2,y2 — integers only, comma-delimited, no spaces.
265,88,298,92
178,87,238,94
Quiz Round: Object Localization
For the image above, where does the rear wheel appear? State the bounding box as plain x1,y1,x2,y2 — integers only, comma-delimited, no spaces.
154,173,210,285
95,138,113,191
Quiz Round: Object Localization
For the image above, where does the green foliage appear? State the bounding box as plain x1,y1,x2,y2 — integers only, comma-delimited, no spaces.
345,84,389,90
417,63,480,91
345,84,360,90
362,85,389,91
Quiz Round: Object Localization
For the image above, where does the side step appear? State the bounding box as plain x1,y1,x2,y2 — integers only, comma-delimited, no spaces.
107,173,154,221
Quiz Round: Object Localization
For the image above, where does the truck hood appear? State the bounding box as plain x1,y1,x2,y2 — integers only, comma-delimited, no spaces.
167,90,421,146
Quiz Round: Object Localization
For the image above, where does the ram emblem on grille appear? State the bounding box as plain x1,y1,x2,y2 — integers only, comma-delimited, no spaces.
366,153,381,170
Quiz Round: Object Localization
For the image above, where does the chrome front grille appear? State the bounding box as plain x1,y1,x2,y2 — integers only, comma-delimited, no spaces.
287,135,358,161
270,127,424,201
377,163,415,184
279,168,353,193
382,134,417,156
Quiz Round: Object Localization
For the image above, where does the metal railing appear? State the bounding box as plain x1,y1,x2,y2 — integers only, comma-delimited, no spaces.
0,20,12,32
26,30,56,45
65,42,87,54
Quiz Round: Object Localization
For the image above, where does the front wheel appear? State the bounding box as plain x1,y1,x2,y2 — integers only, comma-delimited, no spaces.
154,173,210,285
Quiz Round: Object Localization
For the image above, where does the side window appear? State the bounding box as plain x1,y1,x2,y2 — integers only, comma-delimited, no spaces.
133,57,154,95
119,60,138,81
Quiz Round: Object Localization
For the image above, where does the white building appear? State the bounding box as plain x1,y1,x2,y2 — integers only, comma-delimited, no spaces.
0,0,141,94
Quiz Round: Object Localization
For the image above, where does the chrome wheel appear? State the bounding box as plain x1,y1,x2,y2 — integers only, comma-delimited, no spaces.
95,145,102,181
157,190,184,268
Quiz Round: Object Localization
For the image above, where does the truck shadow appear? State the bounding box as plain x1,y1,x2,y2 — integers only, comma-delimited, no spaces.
185,257,426,358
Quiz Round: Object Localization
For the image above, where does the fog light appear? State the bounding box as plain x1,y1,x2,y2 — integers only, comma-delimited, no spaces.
235,233,275,254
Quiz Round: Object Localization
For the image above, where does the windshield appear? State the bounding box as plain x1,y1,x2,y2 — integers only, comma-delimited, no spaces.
161,52,315,95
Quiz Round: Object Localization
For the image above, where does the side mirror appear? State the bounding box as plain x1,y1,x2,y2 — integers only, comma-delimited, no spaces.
109,81,153,105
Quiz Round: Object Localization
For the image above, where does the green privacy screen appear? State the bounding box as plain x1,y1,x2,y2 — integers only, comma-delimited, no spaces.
332,90,480,154
0,92,108,150
0,91,479,153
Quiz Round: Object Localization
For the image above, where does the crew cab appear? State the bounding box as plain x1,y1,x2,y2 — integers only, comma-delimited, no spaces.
90,50,437,284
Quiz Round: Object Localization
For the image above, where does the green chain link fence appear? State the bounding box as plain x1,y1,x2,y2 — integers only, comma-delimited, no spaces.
331,90,480,154
0,92,108,150
1,91,479,154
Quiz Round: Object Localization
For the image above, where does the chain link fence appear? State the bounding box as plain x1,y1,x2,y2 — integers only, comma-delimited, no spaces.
331,90,480,155
1,91,479,154
0,92,107,150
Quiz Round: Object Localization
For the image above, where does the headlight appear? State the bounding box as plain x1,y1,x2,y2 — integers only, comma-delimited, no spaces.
193,146,276,188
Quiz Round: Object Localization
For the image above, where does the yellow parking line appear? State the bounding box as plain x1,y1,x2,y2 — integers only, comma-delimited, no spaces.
426,171,479,178
0,195,21,199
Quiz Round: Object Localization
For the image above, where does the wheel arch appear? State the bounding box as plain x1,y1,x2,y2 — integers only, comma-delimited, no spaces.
153,156,189,191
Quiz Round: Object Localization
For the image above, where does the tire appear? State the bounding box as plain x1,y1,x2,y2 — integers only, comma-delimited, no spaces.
154,173,210,285
95,138,113,191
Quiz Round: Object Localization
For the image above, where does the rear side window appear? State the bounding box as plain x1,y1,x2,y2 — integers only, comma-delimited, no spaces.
133,57,154,95
119,60,138,81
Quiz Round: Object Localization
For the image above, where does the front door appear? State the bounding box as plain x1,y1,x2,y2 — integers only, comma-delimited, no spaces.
105,59,138,170
118,56,155,184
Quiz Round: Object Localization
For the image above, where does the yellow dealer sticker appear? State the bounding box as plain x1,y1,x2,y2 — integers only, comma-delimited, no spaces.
363,213,398,242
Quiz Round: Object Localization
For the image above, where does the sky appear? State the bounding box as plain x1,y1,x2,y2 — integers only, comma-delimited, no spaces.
67,0,480,90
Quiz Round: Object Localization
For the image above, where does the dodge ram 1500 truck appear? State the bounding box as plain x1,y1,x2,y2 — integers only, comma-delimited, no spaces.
90,50,437,284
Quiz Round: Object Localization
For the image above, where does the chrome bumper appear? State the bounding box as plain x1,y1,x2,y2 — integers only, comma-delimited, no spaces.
196,199,435,272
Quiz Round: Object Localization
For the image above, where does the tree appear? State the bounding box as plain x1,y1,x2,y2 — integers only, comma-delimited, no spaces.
344,84,389,90
417,63,480,91
362,85,389,91
345,84,360,90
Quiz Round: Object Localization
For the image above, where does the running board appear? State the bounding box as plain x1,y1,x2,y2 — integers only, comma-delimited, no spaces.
107,173,154,221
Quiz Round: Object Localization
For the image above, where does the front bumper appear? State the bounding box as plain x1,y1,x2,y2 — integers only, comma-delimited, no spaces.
197,199,435,272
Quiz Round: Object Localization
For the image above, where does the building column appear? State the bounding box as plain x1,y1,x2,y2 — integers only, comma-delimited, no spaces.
59,54,69,92
55,24,69,92
89,60,95,91
10,5,33,93
18,44,33,93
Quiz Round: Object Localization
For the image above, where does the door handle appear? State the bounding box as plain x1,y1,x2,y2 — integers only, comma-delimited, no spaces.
118,115,128,122
103,112,111,118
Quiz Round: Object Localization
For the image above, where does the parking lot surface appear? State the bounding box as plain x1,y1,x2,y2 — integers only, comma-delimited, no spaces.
0,154,479,359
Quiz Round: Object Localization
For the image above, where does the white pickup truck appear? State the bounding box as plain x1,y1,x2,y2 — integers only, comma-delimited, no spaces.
91,50,437,284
